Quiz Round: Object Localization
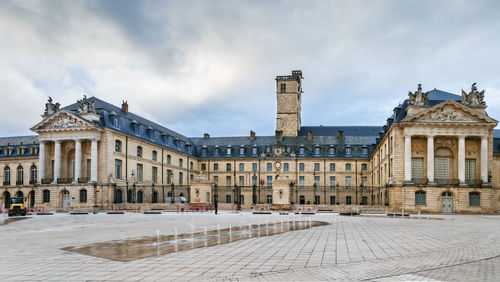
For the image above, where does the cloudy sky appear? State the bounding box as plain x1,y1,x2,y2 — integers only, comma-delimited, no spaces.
1,0,499,137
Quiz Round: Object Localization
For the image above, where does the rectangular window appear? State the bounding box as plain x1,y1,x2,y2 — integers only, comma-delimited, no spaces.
329,163,335,172
80,189,87,203
167,169,172,184
280,83,286,93
226,195,231,204
252,163,257,172
314,163,320,172
252,175,257,185
346,196,352,205
152,167,158,184
152,150,157,161
330,176,336,189
267,176,272,188
179,172,183,185
314,176,320,186
415,191,426,206
179,159,183,168
469,192,480,206
226,176,231,186
299,176,304,189
115,159,122,179
435,158,450,180
411,158,424,179
361,177,367,187
465,159,476,181
345,176,351,189
167,155,171,164
267,195,272,204
213,176,218,184
137,164,143,182
283,163,289,172
43,190,50,203
330,195,336,205
361,163,367,172
239,163,245,172
345,163,351,172
299,163,305,172
239,176,244,186
314,195,320,205
201,163,207,171
213,163,218,171
226,163,231,172
267,163,272,172
137,146,142,157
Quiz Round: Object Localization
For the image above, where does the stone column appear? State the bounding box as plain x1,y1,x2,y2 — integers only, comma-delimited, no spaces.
404,135,412,183
90,139,98,183
53,140,61,184
427,135,434,184
74,139,82,183
38,141,46,183
458,136,465,184
480,136,488,183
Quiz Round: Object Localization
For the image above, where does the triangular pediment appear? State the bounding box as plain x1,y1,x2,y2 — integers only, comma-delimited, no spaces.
30,110,99,132
403,100,497,124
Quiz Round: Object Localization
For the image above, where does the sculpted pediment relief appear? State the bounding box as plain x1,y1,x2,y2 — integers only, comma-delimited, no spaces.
415,105,481,123
406,100,495,124
31,110,96,132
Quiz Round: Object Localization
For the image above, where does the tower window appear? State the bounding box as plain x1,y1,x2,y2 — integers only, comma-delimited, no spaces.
280,83,286,93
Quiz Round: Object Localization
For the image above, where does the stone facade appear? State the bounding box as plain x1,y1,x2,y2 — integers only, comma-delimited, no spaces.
0,73,499,214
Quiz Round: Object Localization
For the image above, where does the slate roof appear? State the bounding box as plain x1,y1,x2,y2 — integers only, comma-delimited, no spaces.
0,135,39,158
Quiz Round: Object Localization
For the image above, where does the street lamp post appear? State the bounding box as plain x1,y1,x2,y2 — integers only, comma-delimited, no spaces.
214,183,218,214
234,184,241,211
252,173,257,205
170,183,175,203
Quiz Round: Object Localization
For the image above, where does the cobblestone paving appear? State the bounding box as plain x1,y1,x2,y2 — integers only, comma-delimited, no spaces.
0,212,498,281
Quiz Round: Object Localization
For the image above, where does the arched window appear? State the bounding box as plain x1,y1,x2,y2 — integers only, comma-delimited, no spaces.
469,192,480,206
415,191,426,206
226,145,232,156
239,145,245,155
179,158,183,168
137,190,143,203
314,146,321,156
330,163,336,172
201,164,207,171
345,146,352,155
43,189,50,203
80,189,87,203
16,191,23,198
3,166,11,185
137,146,142,157
114,189,123,204
252,146,258,155
30,165,37,184
115,140,122,152
345,163,351,172
298,146,305,156
214,146,220,156
328,145,335,156
152,190,158,203
16,165,24,185
167,155,171,164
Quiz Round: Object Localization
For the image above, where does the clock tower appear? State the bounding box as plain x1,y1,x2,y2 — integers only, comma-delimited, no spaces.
276,70,303,137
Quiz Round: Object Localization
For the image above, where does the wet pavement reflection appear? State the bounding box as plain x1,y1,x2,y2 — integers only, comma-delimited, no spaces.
62,220,329,262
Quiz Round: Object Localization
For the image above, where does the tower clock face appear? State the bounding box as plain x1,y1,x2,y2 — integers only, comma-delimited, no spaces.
275,162,282,170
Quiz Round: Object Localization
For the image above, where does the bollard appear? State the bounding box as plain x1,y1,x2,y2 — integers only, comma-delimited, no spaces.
248,223,252,238
229,224,232,242
156,229,160,247
174,227,178,252
191,227,194,248
309,218,312,228
266,221,269,236
204,227,208,247
280,220,283,233
217,224,220,245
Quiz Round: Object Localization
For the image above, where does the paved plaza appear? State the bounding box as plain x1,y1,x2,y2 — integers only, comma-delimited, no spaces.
0,211,499,281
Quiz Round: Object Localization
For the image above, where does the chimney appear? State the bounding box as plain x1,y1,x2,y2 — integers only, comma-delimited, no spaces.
250,130,256,140
307,131,313,140
338,130,344,141
121,101,128,113
275,130,283,141
204,133,210,139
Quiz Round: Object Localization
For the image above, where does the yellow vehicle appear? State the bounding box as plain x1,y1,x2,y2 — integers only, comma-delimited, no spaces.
8,197,26,216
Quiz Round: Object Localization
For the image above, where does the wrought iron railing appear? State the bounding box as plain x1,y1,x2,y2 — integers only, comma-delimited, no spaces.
411,178,428,185
16,180,24,186
41,178,53,184
78,177,89,183
465,179,482,187
3,180,10,186
57,178,72,184
435,179,460,187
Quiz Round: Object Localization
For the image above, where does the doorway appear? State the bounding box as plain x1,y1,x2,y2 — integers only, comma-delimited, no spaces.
442,192,452,213
62,190,69,209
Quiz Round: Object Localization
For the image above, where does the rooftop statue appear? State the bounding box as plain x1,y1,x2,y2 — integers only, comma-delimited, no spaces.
461,83,486,107
77,95,96,114
408,83,429,106
43,96,60,117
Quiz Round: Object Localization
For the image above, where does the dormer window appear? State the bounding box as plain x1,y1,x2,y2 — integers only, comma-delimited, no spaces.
328,145,335,156
201,145,207,157
298,145,305,156
174,138,180,148
345,145,352,155
161,133,168,144
214,146,220,157
30,145,38,155
239,145,245,155
147,126,154,139
252,145,258,156
186,143,192,153
362,146,368,155
266,147,271,154
110,111,119,128
226,145,232,156
314,145,321,156
131,120,139,135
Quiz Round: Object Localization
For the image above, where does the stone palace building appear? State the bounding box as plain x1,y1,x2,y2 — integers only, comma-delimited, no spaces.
1,71,499,213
